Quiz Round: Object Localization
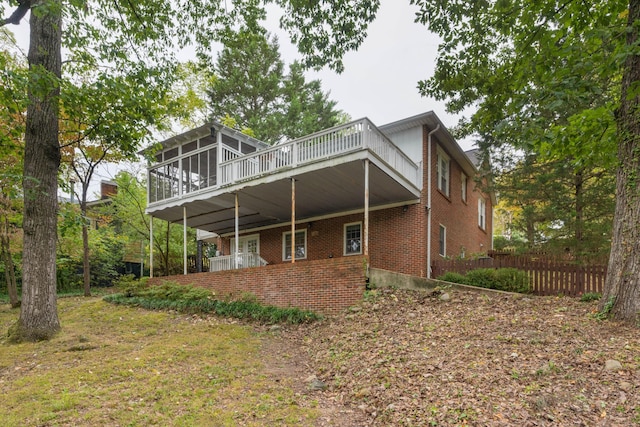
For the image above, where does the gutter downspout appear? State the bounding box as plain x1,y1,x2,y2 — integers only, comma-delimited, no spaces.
426,124,440,279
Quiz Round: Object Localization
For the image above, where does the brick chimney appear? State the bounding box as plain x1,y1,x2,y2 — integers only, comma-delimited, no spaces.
100,181,118,199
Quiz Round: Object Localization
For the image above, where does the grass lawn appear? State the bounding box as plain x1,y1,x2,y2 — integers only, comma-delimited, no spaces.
0,297,319,426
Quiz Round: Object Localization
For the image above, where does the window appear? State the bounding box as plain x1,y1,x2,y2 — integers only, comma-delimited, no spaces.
437,149,450,196
344,222,362,255
478,197,486,230
283,230,307,260
439,224,446,257
461,173,467,202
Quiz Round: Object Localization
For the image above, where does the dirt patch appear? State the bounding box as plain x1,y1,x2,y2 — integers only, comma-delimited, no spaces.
264,288,640,426
260,329,368,426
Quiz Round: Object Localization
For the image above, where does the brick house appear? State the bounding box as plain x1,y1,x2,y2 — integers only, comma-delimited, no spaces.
144,111,494,313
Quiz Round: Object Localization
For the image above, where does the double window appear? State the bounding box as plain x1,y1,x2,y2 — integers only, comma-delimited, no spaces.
283,230,307,260
437,149,450,197
344,222,362,255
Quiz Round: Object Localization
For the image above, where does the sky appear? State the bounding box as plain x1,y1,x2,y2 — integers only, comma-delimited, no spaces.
269,1,462,132
6,1,475,199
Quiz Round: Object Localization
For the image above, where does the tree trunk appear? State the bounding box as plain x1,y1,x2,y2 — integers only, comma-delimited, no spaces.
165,223,171,276
9,1,62,342
574,168,584,257
1,216,19,308
82,211,91,297
600,0,640,325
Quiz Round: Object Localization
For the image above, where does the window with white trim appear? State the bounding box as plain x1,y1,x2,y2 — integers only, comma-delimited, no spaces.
437,149,450,196
461,173,467,202
344,222,362,255
283,229,307,260
478,197,486,230
439,224,446,257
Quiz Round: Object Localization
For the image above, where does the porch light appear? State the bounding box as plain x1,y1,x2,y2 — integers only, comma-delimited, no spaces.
210,127,216,138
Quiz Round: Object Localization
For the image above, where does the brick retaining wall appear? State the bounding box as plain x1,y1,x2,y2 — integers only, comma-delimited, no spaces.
148,256,367,315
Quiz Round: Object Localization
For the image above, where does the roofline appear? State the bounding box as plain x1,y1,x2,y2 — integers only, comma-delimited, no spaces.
380,111,477,175
138,121,270,155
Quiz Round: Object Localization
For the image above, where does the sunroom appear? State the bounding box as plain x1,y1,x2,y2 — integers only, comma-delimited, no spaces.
144,118,423,274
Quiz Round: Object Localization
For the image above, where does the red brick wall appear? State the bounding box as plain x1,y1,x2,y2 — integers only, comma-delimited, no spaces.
219,208,429,278
148,256,366,315
426,129,493,260
213,124,493,280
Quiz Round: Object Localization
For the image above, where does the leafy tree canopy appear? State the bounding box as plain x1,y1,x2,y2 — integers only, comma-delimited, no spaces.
208,26,346,144
412,0,624,168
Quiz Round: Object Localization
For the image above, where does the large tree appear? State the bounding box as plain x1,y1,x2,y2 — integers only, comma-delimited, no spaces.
209,26,345,144
412,0,639,323
0,0,380,340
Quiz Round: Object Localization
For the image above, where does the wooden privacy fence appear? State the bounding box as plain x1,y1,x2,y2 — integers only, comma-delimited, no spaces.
431,252,608,296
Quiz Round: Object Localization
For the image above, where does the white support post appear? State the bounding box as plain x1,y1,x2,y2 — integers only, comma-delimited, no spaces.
215,125,222,187
291,178,296,263
364,159,370,257
183,206,187,275
149,216,153,278
235,193,239,269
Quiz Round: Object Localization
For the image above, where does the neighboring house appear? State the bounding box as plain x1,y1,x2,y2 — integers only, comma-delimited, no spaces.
85,180,145,278
144,111,494,279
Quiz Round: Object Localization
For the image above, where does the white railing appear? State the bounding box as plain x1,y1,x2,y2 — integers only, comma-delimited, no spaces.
219,118,420,188
209,253,268,272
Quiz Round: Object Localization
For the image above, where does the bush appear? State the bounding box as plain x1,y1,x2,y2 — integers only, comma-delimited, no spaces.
438,268,531,293
580,292,602,302
437,272,468,285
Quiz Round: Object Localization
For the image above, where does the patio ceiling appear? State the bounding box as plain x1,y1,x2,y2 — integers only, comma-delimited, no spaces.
147,151,421,235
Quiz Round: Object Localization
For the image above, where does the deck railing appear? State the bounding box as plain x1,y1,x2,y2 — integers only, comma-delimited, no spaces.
209,253,268,272
219,118,420,188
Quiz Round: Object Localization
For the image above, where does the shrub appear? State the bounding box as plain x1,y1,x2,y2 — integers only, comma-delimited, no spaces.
438,268,531,293
493,268,531,293
437,272,468,285
103,281,321,324
114,275,149,297
580,292,602,302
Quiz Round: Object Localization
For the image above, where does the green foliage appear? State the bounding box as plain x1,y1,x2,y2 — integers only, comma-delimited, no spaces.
438,268,531,294
104,281,322,324
109,171,196,276
495,155,615,257
580,292,602,302
114,274,148,296
412,0,623,262
208,27,346,144
593,296,616,320
56,257,82,293
437,272,468,285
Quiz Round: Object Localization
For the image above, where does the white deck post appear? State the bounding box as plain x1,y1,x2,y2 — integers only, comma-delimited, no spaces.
364,159,369,257
235,193,239,269
291,178,296,263
149,216,153,278
215,125,222,186
183,206,187,275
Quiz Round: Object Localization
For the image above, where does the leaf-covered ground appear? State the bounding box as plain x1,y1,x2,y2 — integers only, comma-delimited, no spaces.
2,289,639,426
275,288,640,426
